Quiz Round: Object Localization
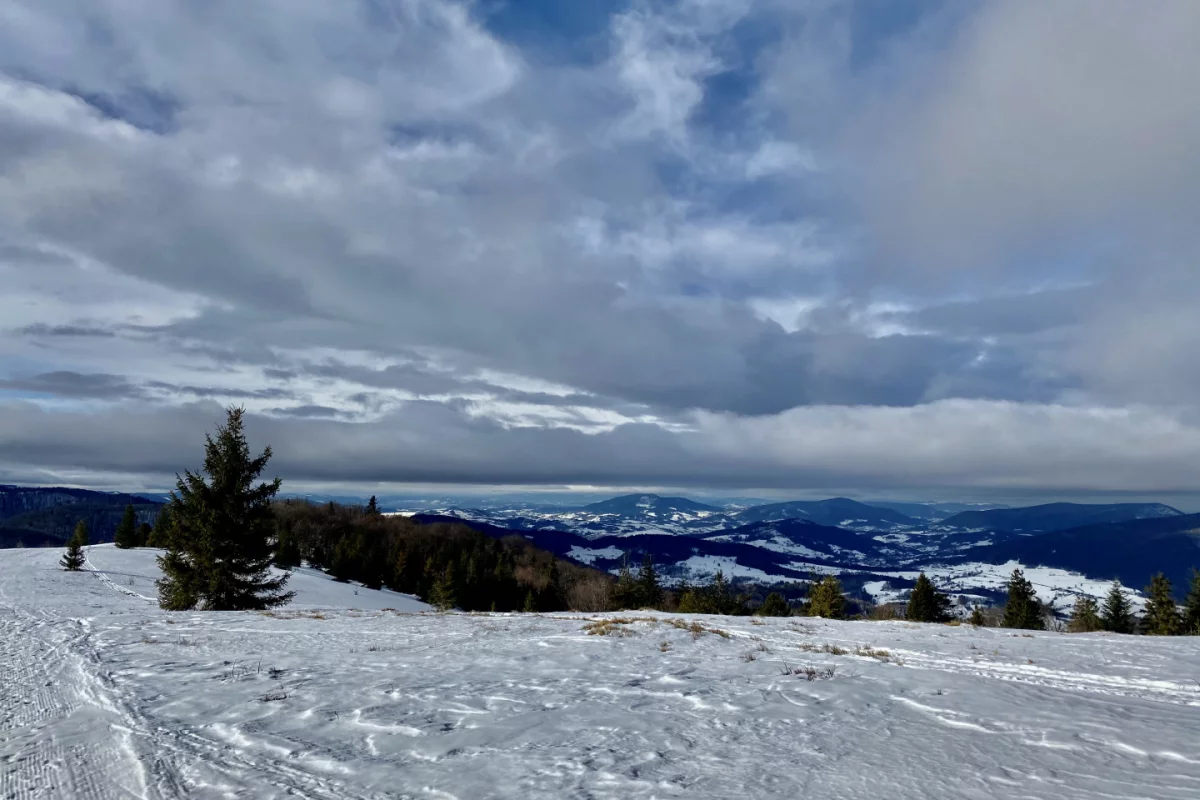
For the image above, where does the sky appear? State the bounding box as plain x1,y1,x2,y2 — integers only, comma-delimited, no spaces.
1,0,1199,506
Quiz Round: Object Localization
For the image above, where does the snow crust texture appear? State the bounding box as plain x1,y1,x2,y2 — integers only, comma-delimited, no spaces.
3,545,1200,799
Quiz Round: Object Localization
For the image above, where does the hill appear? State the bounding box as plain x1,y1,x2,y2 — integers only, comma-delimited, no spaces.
580,493,722,518
0,484,163,543
939,502,1183,532
730,498,919,530
967,513,1200,597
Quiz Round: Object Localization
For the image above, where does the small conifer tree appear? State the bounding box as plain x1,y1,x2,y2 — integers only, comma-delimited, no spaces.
157,406,293,611
1141,573,1181,636
523,590,537,613
1183,569,1200,635
274,527,302,569
135,522,152,547
1001,569,1045,630
636,554,662,609
1100,580,1135,634
757,592,791,617
968,605,986,627
905,573,953,623
366,495,379,515
145,505,173,548
612,557,639,609
60,520,88,571
114,504,138,549
807,575,846,619
430,565,457,611
1066,596,1102,632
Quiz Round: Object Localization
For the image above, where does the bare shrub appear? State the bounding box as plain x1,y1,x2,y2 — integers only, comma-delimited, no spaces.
567,573,613,612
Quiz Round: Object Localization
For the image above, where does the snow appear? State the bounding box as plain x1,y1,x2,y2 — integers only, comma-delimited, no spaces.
84,545,430,612
674,555,779,583
4,545,1200,799
565,545,625,565
864,561,1147,613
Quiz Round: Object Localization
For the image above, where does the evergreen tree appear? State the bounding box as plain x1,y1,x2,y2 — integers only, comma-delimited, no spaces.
114,504,138,549
157,407,293,611
707,570,738,615
905,572,953,623
636,554,662,609
523,590,537,613
1142,573,1181,636
807,576,846,619
60,520,88,571
430,565,457,611
1066,596,1102,632
1183,569,1200,635
366,495,379,515
612,558,639,609
968,605,986,627
145,505,174,548
135,522,152,547
1001,568,1045,630
274,527,302,569
757,592,790,617
676,585,705,614
73,518,90,547
1100,580,1135,634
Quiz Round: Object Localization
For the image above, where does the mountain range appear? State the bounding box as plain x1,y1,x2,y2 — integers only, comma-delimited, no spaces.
3,484,1195,607
412,494,1194,606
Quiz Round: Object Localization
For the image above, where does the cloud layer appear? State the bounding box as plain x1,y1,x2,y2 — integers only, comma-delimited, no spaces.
1,1,1198,501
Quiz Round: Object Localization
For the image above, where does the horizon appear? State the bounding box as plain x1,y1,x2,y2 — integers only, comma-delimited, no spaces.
5,480,1199,515
2,2,1199,503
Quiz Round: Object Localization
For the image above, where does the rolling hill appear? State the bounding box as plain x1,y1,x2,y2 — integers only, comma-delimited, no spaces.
939,502,1182,533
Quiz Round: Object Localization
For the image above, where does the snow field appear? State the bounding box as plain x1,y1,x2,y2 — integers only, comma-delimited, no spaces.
2,545,1200,799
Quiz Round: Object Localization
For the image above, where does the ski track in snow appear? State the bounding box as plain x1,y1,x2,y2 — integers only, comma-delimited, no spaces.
3,545,1200,798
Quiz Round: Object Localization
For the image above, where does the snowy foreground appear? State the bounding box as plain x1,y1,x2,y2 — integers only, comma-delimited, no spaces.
3,546,1200,799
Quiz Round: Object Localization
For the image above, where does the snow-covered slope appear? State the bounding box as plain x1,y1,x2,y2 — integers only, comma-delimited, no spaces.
83,545,430,612
4,546,1200,799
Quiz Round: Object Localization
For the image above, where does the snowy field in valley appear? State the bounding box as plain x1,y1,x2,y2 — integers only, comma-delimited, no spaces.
2,546,1200,799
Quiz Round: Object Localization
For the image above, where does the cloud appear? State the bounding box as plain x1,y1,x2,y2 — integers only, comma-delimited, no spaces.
2,399,1200,498
0,1,1197,499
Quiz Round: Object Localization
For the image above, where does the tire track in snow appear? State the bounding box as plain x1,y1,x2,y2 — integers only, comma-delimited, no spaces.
0,550,177,799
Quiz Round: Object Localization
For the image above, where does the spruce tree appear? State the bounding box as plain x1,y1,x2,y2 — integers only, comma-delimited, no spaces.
636,554,662,609
1100,580,1135,634
156,406,293,611
114,504,138,549
612,558,639,609
430,565,457,611
968,605,986,626
145,505,173,548
906,572,953,623
523,590,537,613
274,527,302,569
1142,573,1181,636
807,575,846,619
1183,569,1200,635
1066,596,1101,632
707,570,743,615
1001,569,1045,630
136,522,152,547
757,592,790,617
366,495,379,515
60,520,88,571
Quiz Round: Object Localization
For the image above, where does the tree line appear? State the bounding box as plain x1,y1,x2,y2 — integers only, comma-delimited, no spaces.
58,407,1200,630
